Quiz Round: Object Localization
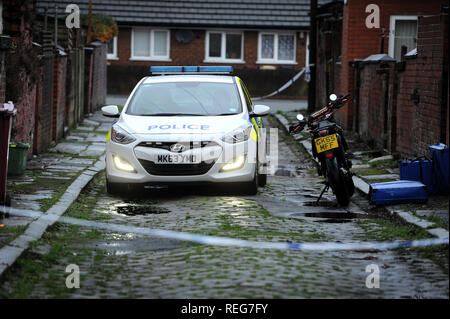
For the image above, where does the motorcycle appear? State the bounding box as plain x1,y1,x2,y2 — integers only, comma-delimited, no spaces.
289,93,355,206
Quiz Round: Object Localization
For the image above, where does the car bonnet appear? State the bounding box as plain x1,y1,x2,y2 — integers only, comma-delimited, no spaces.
118,113,250,137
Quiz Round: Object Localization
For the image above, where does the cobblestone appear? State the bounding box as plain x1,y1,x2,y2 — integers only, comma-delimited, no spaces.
1,115,448,299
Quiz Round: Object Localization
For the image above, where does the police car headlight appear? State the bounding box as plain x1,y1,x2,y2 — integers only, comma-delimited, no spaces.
221,125,252,144
113,155,135,172
221,155,246,172
111,125,136,144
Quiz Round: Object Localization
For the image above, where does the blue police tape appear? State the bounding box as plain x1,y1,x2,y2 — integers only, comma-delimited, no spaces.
252,67,306,101
2,206,448,251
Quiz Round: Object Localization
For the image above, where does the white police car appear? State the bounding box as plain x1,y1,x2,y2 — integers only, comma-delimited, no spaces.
102,66,270,195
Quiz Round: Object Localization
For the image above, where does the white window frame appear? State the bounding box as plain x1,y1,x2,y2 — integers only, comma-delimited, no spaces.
204,31,245,64
130,28,171,61
388,15,418,60
107,36,118,60
257,31,297,64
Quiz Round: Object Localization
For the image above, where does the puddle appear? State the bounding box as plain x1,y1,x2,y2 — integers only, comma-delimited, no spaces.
75,238,185,254
274,168,295,177
303,212,371,219
303,194,320,199
315,218,353,223
114,203,170,216
349,256,379,260
292,211,378,223
351,249,381,253
303,200,337,208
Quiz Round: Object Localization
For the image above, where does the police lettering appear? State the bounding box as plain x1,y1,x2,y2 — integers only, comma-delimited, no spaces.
148,124,209,131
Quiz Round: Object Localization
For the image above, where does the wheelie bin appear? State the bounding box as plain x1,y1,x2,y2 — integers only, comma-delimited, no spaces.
7,142,30,176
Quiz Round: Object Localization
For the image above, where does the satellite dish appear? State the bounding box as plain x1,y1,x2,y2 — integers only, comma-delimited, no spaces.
175,30,194,44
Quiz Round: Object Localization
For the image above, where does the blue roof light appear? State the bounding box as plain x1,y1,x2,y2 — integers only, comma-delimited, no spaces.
199,66,233,73
150,66,233,74
182,66,199,72
150,66,183,73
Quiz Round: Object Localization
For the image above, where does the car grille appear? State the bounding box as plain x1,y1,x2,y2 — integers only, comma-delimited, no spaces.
138,159,215,176
137,141,217,152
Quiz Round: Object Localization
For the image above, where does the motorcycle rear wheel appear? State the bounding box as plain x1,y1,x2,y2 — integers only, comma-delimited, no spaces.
325,157,350,206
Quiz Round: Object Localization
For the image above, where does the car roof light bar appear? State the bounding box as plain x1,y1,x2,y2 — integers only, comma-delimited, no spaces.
150,66,233,75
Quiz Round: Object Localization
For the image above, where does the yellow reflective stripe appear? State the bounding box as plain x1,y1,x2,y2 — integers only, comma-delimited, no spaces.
250,126,258,141
251,118,259,141
251,118,259,134
106,129,111,142
238,77,253,109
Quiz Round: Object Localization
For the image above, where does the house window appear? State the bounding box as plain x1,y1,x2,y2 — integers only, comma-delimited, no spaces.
258,32,296,64
107,36,118,60
205,31,244,63
131,28,171,61
388,16,418,61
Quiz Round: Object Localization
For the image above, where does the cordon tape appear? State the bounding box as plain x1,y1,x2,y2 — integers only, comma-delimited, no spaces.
252,67,307,101
1,206,448,251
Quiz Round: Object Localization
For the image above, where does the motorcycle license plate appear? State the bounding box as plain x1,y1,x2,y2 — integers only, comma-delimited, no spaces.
314,134,339,153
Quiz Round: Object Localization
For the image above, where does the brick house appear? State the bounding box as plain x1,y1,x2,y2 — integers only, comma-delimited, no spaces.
37,0,330,98
315,0,448,156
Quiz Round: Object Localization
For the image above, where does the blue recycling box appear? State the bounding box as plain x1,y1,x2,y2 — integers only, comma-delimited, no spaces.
429,143,449,194
399,159,437,195
369,180,428,206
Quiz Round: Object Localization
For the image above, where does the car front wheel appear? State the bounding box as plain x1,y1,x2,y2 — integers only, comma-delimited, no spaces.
241,160,259,195
258,164,267,187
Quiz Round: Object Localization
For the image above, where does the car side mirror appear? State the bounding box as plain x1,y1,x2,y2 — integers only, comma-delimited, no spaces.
250,104,270,117
102,105,120,118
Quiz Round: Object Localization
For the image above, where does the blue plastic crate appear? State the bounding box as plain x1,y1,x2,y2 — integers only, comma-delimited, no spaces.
399,159,437,195
429,143,449,194
369,180,428,206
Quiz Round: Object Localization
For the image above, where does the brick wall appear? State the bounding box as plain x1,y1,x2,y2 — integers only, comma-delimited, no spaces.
357,61,395,149
11,71,36,148
52,53,67,141
84,47,94,114
34,55,54,154
2,0,38,156
336,0,447,130
83,42,107,113
0,50,6,102
66,48,85,128
395,14,448,156
90,42,107,111
108,28,307,96
353,13,448,156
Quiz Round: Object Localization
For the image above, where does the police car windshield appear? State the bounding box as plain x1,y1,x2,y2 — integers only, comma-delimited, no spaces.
126,82,242,116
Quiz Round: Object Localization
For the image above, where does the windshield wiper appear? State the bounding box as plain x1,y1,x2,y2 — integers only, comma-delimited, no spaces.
216,113,238,116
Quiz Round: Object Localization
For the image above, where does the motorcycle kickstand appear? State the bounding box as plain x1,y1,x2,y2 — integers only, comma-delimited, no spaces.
316,183,330,206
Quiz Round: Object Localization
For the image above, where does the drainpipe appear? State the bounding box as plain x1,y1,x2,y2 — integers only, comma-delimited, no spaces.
54,5,58,47
308,0,317,113
351,60,362,133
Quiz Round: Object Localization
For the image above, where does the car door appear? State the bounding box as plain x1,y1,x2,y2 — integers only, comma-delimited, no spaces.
237,78,267,169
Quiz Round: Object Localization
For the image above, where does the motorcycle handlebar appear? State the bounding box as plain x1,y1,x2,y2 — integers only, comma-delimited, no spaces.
289,93,351,135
